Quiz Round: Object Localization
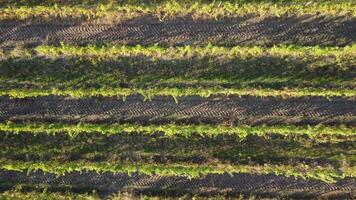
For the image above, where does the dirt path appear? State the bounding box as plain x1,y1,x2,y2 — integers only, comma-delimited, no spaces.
1,16,355,46
0,96,354,125
0,171,354,198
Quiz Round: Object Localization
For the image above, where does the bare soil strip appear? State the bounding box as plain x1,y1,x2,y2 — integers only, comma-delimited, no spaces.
0,96,354,125
0,171,354,198
1,16,355,46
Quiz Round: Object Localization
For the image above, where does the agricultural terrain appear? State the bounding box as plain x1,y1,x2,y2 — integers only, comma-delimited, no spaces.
0,0,355,199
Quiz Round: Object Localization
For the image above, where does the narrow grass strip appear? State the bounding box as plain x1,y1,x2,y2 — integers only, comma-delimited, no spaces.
30,44,356,61
1,1,355,22
1,0,352,6
5,44,355,64
0,160,353,183
1,122,354,142
0,87,355,100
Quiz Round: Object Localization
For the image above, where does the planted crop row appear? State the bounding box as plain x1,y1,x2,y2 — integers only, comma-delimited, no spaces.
1,122,354,142
1,1,354,22
1,88,355,100
2,0,352,6
0,160,353,183
1,44,355,99
29,44,356,61
1,131,354,170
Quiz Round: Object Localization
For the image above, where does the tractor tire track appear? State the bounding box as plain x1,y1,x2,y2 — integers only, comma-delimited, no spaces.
0,171,354,199
0,96,354,125
0,16,355,46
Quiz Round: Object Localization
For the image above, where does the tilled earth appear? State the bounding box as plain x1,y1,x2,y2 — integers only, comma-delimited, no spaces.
0,96,355,125
1,16,355,46
0,171,355,199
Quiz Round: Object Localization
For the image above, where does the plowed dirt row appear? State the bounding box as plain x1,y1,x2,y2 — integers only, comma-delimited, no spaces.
0,171,354,198
0,96,354,125
1,16,355,46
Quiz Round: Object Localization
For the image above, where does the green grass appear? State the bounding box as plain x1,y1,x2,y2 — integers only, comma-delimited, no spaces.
0,0,354,22
1,122,354,142
1,44,355,99
1,160,353,183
